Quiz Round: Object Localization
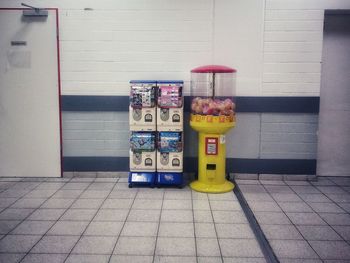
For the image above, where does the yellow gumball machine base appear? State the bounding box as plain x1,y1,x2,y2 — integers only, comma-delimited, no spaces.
189,115,235,194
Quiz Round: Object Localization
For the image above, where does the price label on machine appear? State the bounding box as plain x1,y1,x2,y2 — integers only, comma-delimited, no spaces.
205,137,218,155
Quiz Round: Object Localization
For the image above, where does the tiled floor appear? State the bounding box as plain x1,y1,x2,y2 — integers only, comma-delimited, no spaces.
237,176,350,263
0,176,266,263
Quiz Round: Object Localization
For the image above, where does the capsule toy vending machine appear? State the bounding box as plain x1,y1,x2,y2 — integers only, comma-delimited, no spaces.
189,65,237,193
128,81,157,187
156,81,184,187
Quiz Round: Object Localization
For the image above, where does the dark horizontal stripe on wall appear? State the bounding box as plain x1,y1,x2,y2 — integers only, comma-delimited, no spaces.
63,157,316,174
62,95,319,113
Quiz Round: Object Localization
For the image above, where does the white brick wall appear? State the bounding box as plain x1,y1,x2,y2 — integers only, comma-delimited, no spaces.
263,0,350,96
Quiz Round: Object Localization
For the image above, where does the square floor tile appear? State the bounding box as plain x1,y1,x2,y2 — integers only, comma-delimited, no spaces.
72,236,117,254
297,225,342,241
158,222,194,238
212,211,247,224
52,190,83,199
299,194,332,203
80,190,110,199
163,199,192,210
66,254,110,263
219,238,263,257
110,255,153,263
102,199,134,209
198,257,222,263
127,209,160,222
155,237,195,256
87,182,115,191
10,220,54,235
10,198,46,209
36,182,65,190
164,190,192,200
269,240,319,259
191,192,208,200
25,189,57,198
253,212,291,225
41,198,75,209
21,253,67,263
31,235,80,253
260,224,303,240
132,199,162,210
161,210,193,223
61,209,96,221
48,221,89,236
0,208,34,220
136,190,164,200
243,193,274,202
338,203,350,213
0,220,21,234
278,202,313,213
195,223,217,238
71,198,104,209
248,201,282,212
28,208,65,221
94,209,129,222
85,221,123,236
114,236,156,255
193,200,210,210
308,202,345,213
61,182,90,190
309,240,350,260
194,210,213,223
271,193,302,202
109,190,137,199
0,253,24,263
0,198,18,208
196,238,221,256
121,222,158,237
333,225,350,240
208,192,237,201
319,213,350,226
286,212,326,226
209,200,242,211
216,223,254,239
327,194,350,203
291,186,321,194
0,235,42,253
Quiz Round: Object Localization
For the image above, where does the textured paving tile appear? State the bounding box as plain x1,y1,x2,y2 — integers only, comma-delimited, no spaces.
219,239,263,257
0,220,21,234
60,209,96,221
72,236,117,254
0,253,24,263
10,198,46,209
319,213,350,226
21,253,67,263
48,221,89,236
40,198,75,209
254,212,291,225
155,237,196,256
297,225,342,241
286,212,326,226
71,198,104,209
309,240,350,260
216,223,254,239
260,224,303,240
333,225,350,240
127,209,160,222
110,255,153,263
66,254,110,263
114,236,156,255
10,220,54,235
121,222,158,237
85,221,124,236
308,202,345,213
158,222,194,238
94,209,129,222
269,240,319,259
196,238,221,256
161,210,193,222
27,208,65,221
31,235,80,253
0,235,42,253
247,201,282,212
278,202,313,213
195,223,217,238
0,208,34,220
299,194,332,203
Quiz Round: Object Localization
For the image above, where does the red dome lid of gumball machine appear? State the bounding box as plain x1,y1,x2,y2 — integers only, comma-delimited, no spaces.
191,65,236,73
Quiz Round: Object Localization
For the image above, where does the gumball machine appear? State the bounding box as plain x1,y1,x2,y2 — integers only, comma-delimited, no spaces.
190,65,236,193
